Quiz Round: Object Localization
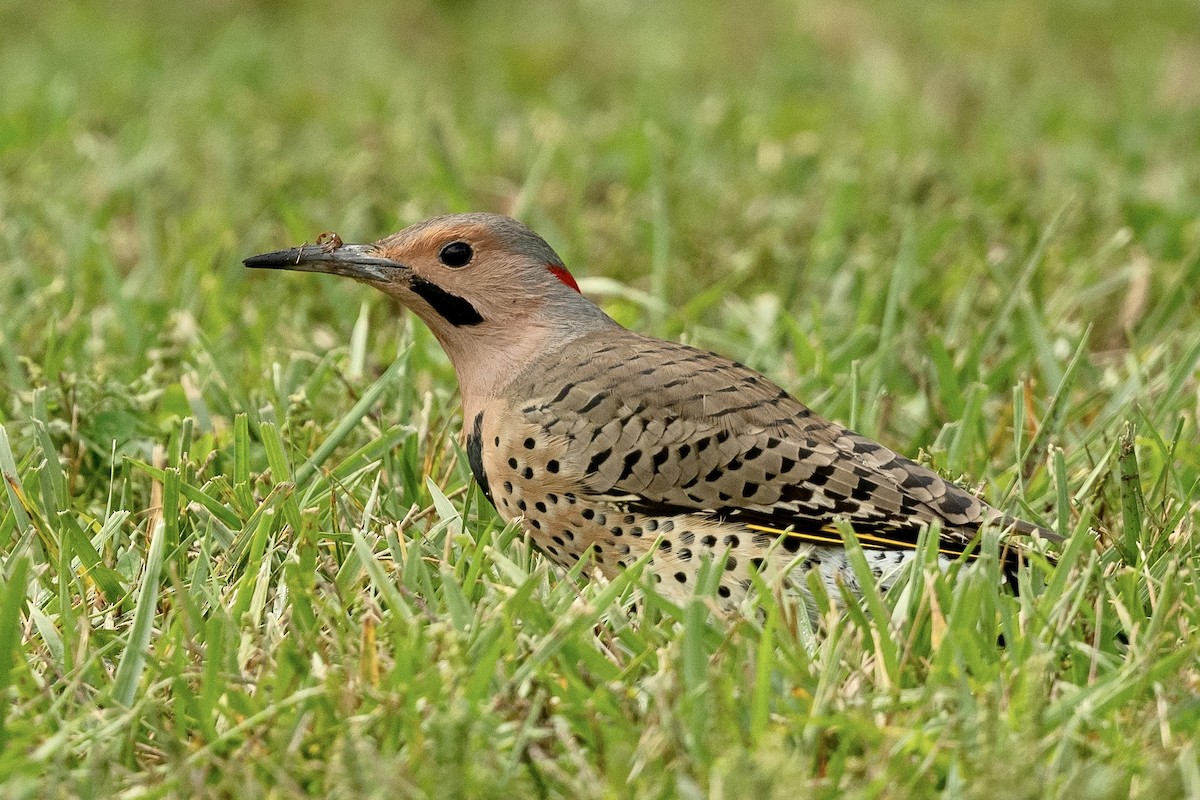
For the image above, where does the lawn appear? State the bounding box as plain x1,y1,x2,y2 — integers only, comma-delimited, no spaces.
1,0,1198,797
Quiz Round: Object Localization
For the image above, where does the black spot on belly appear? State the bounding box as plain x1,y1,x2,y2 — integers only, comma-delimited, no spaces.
467,412,493,506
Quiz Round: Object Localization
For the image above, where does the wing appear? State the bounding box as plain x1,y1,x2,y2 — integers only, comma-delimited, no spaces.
513,329,1055,557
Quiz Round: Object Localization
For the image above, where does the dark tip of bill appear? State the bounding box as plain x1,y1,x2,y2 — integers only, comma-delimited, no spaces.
243,248,305,269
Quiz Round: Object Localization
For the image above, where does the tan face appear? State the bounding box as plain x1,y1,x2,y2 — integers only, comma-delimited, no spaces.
372,219,568,330
244,213,582,337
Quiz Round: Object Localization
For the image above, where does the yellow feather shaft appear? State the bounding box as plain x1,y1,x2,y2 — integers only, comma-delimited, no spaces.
744,523,963,557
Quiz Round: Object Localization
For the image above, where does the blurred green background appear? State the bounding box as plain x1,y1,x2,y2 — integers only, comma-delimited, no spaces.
3,0,1197,369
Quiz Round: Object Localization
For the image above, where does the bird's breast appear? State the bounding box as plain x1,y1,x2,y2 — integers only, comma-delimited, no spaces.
475,403,617,573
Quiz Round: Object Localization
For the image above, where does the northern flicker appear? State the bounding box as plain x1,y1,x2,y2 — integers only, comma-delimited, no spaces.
245,213,1057,606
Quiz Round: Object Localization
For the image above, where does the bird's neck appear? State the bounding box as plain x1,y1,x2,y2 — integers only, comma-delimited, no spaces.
428,316,616,421
439,322,555,419
403,286,620,418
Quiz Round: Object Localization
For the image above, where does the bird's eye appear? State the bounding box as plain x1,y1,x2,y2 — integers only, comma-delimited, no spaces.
438,241,473,268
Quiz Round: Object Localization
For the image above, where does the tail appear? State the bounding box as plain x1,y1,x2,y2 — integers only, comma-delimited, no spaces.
995,513,1061,586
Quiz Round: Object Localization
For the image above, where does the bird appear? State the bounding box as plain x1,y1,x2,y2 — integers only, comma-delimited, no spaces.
245,213,1057,608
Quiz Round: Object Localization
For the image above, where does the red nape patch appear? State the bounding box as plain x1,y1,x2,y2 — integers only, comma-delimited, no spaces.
547,264,580,293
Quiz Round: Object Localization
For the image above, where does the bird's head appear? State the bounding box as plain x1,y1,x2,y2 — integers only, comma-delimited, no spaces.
245,212,615,401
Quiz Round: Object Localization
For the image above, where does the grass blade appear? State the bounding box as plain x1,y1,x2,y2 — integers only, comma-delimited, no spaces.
0,557,29,748
296,349,409,496
112,520,168,706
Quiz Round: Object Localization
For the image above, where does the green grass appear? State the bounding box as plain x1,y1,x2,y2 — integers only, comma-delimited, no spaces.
2,0,1199,796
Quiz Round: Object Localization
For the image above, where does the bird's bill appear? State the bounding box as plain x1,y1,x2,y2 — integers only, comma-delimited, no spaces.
242,244,401,282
